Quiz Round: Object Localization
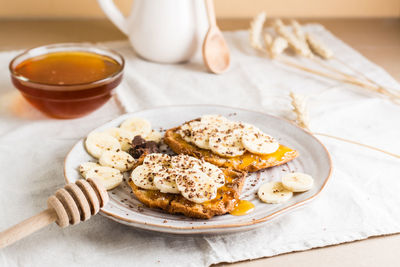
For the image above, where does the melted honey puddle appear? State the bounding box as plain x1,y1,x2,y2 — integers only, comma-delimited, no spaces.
230,200,255,216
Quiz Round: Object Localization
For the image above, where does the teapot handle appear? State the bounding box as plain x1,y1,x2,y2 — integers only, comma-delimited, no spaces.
97,0,128,35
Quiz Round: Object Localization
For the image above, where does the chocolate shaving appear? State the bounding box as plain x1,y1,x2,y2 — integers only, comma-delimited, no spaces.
129,135,161,159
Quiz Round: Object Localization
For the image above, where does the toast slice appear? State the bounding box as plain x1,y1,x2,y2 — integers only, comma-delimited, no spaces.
164,125,299,173
129,155,246,219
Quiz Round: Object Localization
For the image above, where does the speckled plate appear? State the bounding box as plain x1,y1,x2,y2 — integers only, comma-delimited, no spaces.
64,105,332,234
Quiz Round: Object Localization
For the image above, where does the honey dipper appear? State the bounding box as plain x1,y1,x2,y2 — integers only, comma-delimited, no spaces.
0,178,109,248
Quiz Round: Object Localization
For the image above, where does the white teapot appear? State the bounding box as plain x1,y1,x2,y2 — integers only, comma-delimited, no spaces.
97,0,209,63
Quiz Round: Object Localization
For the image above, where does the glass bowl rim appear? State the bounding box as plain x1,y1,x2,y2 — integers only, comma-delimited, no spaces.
9,43,125,88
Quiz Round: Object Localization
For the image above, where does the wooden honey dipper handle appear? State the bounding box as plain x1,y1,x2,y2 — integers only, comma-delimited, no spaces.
0,178,109,249
0,209,58,249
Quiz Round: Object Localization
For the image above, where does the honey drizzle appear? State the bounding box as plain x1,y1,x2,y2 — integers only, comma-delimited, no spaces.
230,200,255,216
193,169,236,207
171,132,297,170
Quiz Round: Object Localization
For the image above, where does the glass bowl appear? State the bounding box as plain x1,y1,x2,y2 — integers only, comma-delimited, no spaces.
9,43,124,119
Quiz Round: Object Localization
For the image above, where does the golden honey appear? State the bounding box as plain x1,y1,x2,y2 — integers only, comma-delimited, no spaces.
14,52,121,85
230,200,255,216
10,47,124,119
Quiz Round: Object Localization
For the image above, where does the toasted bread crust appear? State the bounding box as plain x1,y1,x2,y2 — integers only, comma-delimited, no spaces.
164,126,299,173
129,123,298,219
129,159,246,219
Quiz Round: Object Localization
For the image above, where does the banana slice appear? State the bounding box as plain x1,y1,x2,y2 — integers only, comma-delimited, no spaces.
120,117,151,137
130,165,158,190
99,150,135,172
85,132,121,159
141,153,178,193
176,171,218,203
143,153,171,167
242,127,279,155
79,162,101,178
145,130,163,143
177,122,193,143
105,127,135,151
170,154,203,172
200,114,228,124
169,154,224,187
191,120,233,150
209,129,246,157
153,168,180,194
190,121,214,150
84,166,123,190
258,181,293,204
282,172,314,192
200,162,225,188
178,121,199,144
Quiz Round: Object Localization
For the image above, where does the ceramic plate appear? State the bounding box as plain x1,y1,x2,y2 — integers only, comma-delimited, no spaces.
64,105,332,234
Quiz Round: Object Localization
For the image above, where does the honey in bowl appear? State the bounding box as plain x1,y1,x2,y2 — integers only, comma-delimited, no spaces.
9,44,124,119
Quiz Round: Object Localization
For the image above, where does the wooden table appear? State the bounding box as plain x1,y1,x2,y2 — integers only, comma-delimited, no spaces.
0,18,399,267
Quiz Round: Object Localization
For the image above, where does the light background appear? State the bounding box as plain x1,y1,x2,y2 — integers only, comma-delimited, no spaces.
0,0,399,18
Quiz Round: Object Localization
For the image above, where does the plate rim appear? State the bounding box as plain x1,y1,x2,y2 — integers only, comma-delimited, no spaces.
64,104,333,231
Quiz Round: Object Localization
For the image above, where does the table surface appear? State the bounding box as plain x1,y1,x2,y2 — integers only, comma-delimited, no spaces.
0,18,399,267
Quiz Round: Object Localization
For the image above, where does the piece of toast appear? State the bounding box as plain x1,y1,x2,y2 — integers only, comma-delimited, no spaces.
129,155,247,219
164,124,299,173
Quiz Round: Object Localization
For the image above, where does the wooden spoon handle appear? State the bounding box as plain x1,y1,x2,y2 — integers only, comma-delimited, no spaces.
0,209,57,249
205,0,217,26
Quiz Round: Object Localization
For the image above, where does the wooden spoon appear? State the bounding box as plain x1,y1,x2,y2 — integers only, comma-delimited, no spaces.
202,0,230,74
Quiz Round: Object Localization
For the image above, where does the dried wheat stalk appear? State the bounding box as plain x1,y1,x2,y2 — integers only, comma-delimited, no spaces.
291,20,307,43
334,56,400,97
249,13,400,103
306,33,334,60
273,19,312,57
264,32,273,47
289,92,310,130
286,20,355,78
265,34,288,58
293,21,400,99
302,30,384,88
280,57,378,91
308,57,400,103
313,132,400,159
249,12,267,51
279,52,400,104
276,19,399,101
280,20,360,80
250,14,289,59
289,92,400,159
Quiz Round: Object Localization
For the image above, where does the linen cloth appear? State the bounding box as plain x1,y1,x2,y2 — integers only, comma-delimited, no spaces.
1,24,400,267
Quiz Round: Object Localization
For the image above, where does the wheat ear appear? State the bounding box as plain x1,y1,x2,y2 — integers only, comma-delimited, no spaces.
281,57,400,104
314,132,400,159
289,92,400,159
248,16,400,104
249,12,267,52
289,92,310,130
293,21,400,98
273,19,312,57
333,56,400,97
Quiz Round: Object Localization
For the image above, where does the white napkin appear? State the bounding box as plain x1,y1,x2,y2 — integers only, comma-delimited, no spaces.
1,24,400,267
